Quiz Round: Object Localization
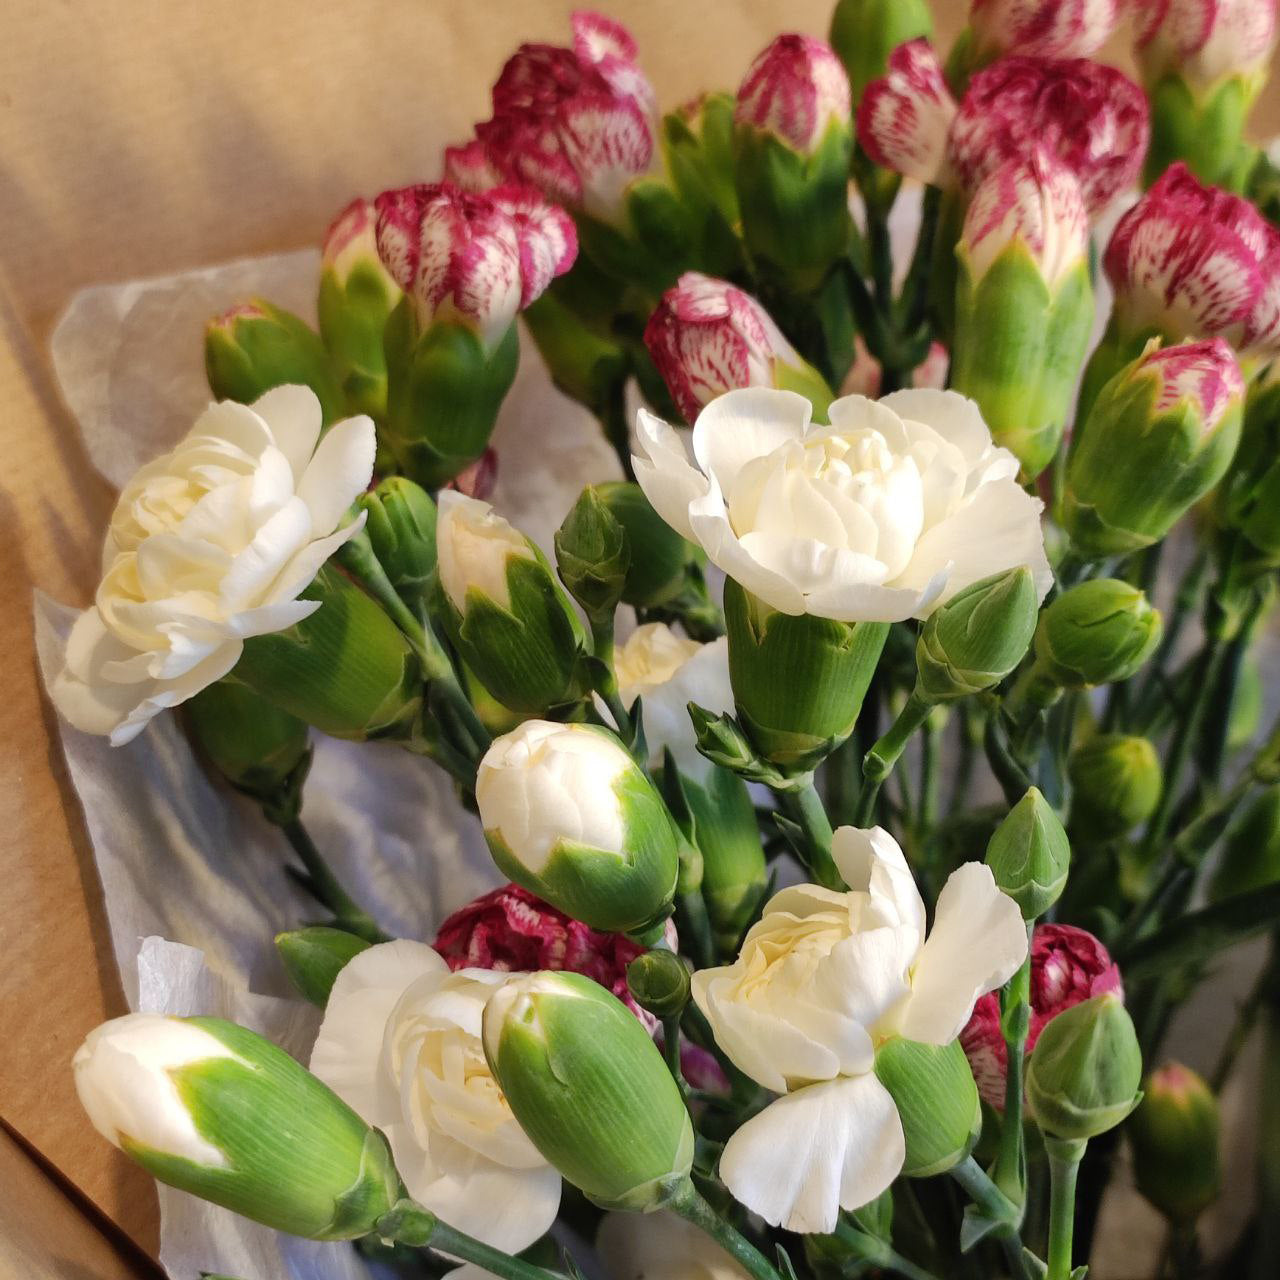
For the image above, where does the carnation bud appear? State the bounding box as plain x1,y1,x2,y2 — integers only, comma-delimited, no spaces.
1210,784,1280,900
985,787,1070,920
554,487,630,620
661,92,741,263
733,35,854,293
915,568,1039,703
1030,580,1162,696
276,926,371,1006
829,0,934,106
969,0,1119,62
184,680,310,816
436,493,589,714
317,197,403,421
856,39,957,188
951,150,1093,478
74,1014,399,1239
1066,340,1245,558
594,482,694,609
1068,735,1162,839
1026,993,1143,1141
357,477,437,616
482,972,694,1209
205,301,346,426
724,578,889,772
627,949,692,1021
476,721,682,935
874,1038,981,1177
1128,1063,1222,1220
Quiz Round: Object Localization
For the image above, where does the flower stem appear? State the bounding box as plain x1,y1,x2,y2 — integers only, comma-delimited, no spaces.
857,691,933,827
949,1156,1033,1280
834,1221,942,1280
776,777,843,890
279,819,385,942
378,1200,568,1280
1044,1138,1086,1280
991,927,1034,1207
667,1179,781,1280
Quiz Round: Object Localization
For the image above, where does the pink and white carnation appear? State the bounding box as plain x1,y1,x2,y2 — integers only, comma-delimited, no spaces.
970,0,1120,59
1135,0,1278,87
643,272,810,422
961,923,1123,1109
1104,162,1280,357
321,197,399,291
1140,338,1246,427
856,39,957,186
373,181,576,347
734,34,852,156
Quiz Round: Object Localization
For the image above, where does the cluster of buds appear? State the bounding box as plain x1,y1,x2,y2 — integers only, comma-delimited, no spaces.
373,181,576,487
1136,0,1278,186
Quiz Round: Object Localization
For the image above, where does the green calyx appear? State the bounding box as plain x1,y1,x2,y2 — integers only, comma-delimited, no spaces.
521,287,630,415
1026,994,1143,1141
1032,579,1162,691
724,578,889,772
1143,72,1256,192
985,787,1070,920
1068,734,1162,839
359,477,438,615
1128,1063,1221,1220
916,568,1040,702
205,299,347,426
484,972,694,1209
555,487,630,619
950,245,1093,480
126,1018,398,1240
594,482,695,608
626,948,692,1020
276,926,371,1006
317,256,401,421
382,304,518,488
829,0,933,106
874,1037,981,1178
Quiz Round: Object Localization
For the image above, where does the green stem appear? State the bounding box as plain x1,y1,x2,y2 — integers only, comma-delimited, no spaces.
991,930,1034,1206
667,1179,782,1280
949,1157,1032,1280
777,777,843,889
857,691,933,826
378,1200,568,1280
589,613,635,746
833,1221,942,1280
984,707,1034,806
1133,547,1209,729
279,819,385,941
662,1013,689,1101
1211,938,1274,1092
1045,1138,1086,1280
918,714,940,836
601,385,636,483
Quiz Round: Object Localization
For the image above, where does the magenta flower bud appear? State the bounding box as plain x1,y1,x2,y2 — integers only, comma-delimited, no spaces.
960,924,1123,1109
442,138,513,193
643,272,832,422
856,38,957,185
734,33,853,157
1137,0,1276,88
322,198,391,287
970,0,1119,60
949,56,1150,216
1104,162,1280,359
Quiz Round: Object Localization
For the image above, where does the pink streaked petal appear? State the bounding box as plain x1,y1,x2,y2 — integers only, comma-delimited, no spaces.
1142,338,1244,428
971,0,1119,59
736,34,851,156
571,10,639,65
592,53,658,116
322,197,375,267
487,184,578,306
558,92,653,218
856,39,956,185
491,41,608,117
373,185,432,292
477,114,584,207
443,139,513,193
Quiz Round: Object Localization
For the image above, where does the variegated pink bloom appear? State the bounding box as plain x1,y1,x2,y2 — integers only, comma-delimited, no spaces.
571,9,657,115
1105,162,1280,356
1141,338,1245,432
1136,0,1277,85
856,39,957,185
970,0,1119,58
735,34,852,156
372,181,575,345
643,272,806,422
962,148,1089,289
949,57,1150,216
442,138,514,194
322,197,401,296
961,924,1123,1109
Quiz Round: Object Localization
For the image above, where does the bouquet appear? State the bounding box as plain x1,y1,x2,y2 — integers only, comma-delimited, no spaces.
43,2,1280,1278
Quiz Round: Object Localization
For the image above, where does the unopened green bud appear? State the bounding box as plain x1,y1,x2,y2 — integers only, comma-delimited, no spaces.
724,578,889,771
627,949,692,1020
437,493,589,714
1129,1063,1221,1220
829,0,933,106
1210,785,1280,901
1069,735,1162,839
483,972,694,1209
357,478,437,616
874,1038,981,1177
915,568,1039,702
205,300,346,426
1032,580,1162,693
74,1014,399,1239
232,566,422,742
985,787,1069,920
595,482,694,609
662,93,741,267
555,487,630,619
1065,340,1245,557
185,680,310,813
477,721,681,935
276,927,371,1006
1027,993,1143,1141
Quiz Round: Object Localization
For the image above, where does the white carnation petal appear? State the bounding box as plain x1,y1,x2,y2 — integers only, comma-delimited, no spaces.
818,926,918,1038
633,409,708,542
264,510,368,606
897,862,1029,1046
105,641,244,745
897,479,1052,614
831,826,926,937
218,498,313,613
798,574,929,624
52,610,159,737
823,395,911,451
185,399,275,461
690,388,812,493
227,597,321,638
252,384,324,480
297,415,378,534
879,389,993,466
687,501,807,615
718,1075,905,1234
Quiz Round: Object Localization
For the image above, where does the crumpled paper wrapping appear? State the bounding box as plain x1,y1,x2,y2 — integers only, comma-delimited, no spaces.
37,247,619,1279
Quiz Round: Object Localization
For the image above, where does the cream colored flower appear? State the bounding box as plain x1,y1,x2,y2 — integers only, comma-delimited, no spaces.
52,385,375,744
